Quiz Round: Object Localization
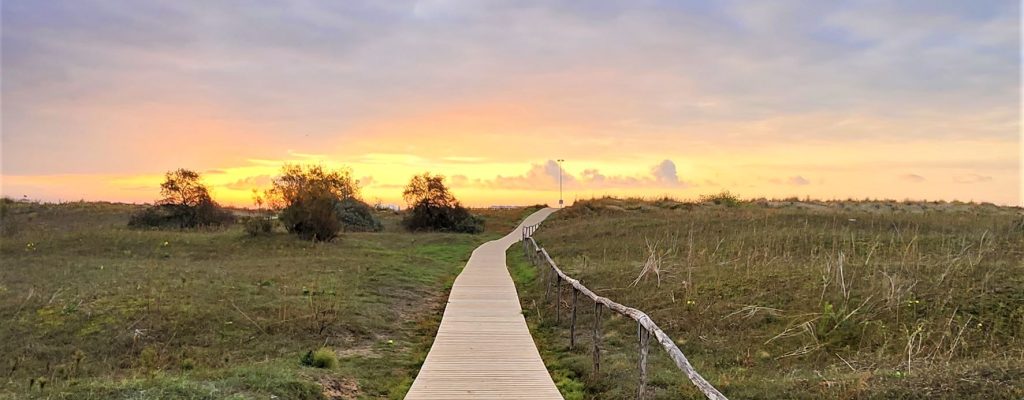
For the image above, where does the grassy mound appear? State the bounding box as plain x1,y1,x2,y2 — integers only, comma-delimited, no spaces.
512,197,1023,399
0,200,538,399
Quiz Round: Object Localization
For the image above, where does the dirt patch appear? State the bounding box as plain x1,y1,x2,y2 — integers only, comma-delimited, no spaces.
337,346,378,358
320,376,360,400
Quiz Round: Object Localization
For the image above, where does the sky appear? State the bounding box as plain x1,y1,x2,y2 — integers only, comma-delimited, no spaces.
1,0,1021,207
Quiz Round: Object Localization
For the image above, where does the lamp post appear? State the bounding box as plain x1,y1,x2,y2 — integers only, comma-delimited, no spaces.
557,159,565,207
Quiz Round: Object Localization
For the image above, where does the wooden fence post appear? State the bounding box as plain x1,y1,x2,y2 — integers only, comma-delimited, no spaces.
593,302,602,375
638,322,650,400
555,277,562,324
523,228,528,257
545,264,552,301
570,288,578,349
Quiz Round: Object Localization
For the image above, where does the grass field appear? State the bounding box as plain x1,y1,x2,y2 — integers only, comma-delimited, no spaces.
512,197,1024,399
0,200,537,400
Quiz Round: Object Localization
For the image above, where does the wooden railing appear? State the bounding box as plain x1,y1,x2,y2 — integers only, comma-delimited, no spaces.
521,223,728,400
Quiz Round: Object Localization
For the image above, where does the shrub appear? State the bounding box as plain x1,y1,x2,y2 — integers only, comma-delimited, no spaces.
699,190,741,207
128,205,178,228
243,217,274,236
401,173,483,233
128,169,235,229
404,200,484,233
279,192,341,241
336,197,383,232
138,346,159,371
300,348,338,369
268,164,380,241
264,168,388,239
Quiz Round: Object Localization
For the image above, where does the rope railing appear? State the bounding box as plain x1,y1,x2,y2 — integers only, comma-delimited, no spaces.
521,224,728,400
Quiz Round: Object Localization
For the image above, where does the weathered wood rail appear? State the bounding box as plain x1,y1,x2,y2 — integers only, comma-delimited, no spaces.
522,222,728,400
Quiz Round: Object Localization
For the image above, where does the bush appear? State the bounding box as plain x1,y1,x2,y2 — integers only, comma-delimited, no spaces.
336,198,383,232
400,173,483,233
128,206,173,228
193,200,235,227
280,193,342,241
268,165,381,241
699,190,742,207
243,217,274,236
128,169,235,229
300,348,338,369
129,202,234,229
403,201,484,233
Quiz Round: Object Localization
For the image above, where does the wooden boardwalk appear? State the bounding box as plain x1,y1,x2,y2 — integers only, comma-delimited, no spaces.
406,208,562,399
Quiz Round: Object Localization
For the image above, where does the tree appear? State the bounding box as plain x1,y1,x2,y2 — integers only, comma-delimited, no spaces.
267,164,381,241
401,173,483,233
129,169,234,229
268,165,358,209
159,169,212,208
403,173,457,208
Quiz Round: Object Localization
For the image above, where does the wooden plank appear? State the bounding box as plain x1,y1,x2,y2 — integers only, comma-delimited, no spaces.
405,208,563,400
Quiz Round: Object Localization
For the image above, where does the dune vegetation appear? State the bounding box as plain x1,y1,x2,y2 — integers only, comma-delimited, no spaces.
512,196,1023,399
0,199,538,399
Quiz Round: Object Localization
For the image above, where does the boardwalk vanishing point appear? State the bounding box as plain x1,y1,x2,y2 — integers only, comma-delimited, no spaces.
405,207,563,399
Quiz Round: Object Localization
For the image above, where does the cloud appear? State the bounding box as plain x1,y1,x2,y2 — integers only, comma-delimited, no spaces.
651,160,680,185
3,0,1017,176
769,175,812,185
477,159,687,190
1,1,1017,207
900,173,926,183
487,160,572,190
224,175,272,190
788,176,811,186
954,173,993,184
358,176,375,187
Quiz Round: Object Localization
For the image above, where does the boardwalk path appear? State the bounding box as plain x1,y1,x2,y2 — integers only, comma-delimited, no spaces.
406,208,562,399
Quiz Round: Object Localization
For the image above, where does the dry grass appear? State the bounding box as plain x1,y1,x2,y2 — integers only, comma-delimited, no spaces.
515,196,1023,399
0,199,535,399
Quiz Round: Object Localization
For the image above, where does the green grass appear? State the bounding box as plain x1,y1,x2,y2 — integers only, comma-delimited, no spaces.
0,200,536,399
511,197,1024,399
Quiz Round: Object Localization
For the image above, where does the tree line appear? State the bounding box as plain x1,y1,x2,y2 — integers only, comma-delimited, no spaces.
128,165,483,241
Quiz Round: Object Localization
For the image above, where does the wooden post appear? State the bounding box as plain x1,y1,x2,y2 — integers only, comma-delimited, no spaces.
638,322,650,400
555,276,562,324
522,229,528,257
545,264,552,301
593,302,602,375
570,288,578,349
522,231,526,257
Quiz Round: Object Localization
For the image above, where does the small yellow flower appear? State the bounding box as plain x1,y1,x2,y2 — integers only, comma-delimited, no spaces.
162,241,169,247
686,300,696,306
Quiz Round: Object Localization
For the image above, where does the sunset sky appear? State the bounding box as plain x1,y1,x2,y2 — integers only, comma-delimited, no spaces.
2,1,1021,207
